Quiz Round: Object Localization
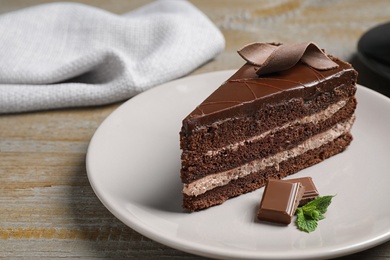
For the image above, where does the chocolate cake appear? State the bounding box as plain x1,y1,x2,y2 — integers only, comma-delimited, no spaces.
180,42,357,211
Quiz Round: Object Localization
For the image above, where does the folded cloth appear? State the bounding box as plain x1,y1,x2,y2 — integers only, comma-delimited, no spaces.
0,1,224,113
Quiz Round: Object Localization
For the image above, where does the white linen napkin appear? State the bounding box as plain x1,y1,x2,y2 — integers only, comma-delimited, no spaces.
0,1,225,113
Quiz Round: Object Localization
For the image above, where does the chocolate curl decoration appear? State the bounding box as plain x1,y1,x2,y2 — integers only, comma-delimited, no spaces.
237,42,339,76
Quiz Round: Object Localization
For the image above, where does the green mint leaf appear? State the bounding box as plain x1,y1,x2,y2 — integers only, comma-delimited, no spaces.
303,195,335,214
295,195,335,233
305,209,322,221
296,208,318,233
301,202,317,213
317,212,325,220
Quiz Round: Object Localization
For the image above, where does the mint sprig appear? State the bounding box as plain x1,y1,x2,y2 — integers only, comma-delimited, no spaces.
295,195,335,233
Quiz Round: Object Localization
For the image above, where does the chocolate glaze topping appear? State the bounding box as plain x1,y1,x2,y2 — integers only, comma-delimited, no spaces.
182,54,355,133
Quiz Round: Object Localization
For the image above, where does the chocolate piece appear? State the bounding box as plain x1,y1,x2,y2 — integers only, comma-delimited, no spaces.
284,177,319,205
237,42,339,76
257,179,305,225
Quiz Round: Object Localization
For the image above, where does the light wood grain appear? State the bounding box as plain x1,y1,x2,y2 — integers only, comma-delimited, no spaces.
1,1,389,259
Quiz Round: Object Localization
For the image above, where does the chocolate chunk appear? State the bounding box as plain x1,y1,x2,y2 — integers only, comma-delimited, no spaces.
257,179,304,225
284,177,319,205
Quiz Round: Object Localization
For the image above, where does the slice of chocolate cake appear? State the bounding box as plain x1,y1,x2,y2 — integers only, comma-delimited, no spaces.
180,42,357,211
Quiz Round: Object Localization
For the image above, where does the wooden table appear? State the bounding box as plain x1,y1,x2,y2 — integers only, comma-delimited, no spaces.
1,1,389,259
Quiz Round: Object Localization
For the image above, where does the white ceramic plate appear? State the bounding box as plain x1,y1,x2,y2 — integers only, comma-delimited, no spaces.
86,70,390,259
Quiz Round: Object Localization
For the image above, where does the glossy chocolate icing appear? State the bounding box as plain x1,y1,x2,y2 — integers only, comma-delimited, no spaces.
182,57,355,133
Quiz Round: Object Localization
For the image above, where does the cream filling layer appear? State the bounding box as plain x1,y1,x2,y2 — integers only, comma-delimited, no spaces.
183,115,355,196
205,99,348,157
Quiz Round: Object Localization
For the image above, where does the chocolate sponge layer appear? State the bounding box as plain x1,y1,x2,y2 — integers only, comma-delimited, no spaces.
183,133,352,212
181,96,356,183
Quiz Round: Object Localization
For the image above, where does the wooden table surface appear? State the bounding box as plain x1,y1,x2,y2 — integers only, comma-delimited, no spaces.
1,1,389,259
